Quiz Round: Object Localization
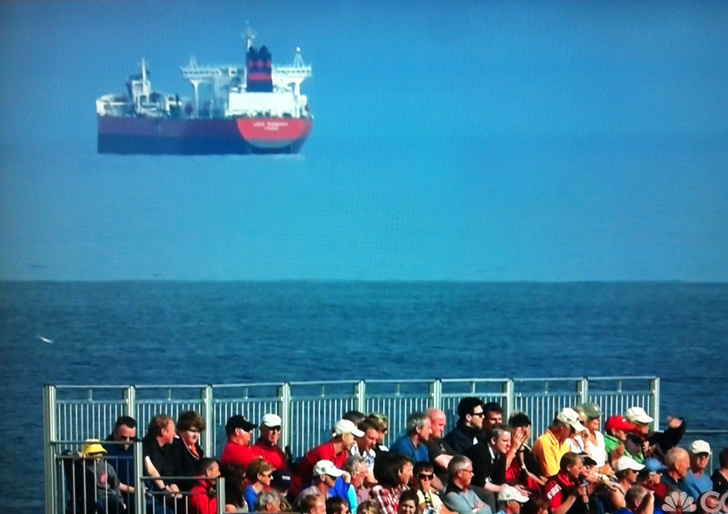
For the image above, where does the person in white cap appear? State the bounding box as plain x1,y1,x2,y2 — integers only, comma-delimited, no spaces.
496,485,529,514
533,408,585,479
685,440,713,500
610,456,645,510
624,407,685,464
295,459,346,508
290,419,364,496
253,413,290,471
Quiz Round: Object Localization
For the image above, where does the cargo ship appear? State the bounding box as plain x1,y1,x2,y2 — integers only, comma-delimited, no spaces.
96,31,313,155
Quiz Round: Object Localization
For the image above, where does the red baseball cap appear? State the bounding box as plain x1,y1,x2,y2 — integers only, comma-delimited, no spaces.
605,415,635,434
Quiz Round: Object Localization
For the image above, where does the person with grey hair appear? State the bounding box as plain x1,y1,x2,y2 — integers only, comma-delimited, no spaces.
343,454,370,512
443,456,492,514
621,485,655,514
661,447,690,496
255,490,283,513
389,412,432,463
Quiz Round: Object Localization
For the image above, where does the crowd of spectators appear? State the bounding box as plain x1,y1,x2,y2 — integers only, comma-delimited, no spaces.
73,398,727,514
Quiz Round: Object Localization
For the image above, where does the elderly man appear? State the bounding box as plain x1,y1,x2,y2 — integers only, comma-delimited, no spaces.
660,447,690,497
443,455,492,514
624,407,685,463
533,408,585,479
425,409,457,479
684,440,713,500
496,485,529,514
615,485,655,514
390,411,432,463
253,413,290,471
291,419,364,496
220,414,258,468
444,397,487,454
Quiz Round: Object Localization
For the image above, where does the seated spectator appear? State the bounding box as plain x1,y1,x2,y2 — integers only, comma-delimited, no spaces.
610,456,645,510
246,457,275,510
253,413,290,471
495,485,529,514
533,409,584,479
344,411,368,427
302,494,327,514
637,459,668,504
256,490,284,513
424,409,456,483
442,455,491,514
543,452,590,514
142,414,180,497
296,459,346,508
466,426,523,492
82,439,127,514
444,397,487,455
519,494,548,514
684,440,713,501
660,447,690,498
624,408,685,464
482,403,504,439
390,412,432,463
367,413,391,454
358,500,382,514
291,419,363,496
578,403,609,470
614,485,655,514
189,457,221,514
327,496,351,514
104,415,138,509
398,490,420,514
711,447,728,495
171,410,206,491
604,416,638,469
221,415,258,468
351,419,380,484
506,413,544,492
272,468,293,499
412,461,444,514
343,454,370,512
221,462,248,513
371,453,413,514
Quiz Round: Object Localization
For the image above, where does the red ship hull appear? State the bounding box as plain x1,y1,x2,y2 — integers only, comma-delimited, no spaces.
97,116,313,155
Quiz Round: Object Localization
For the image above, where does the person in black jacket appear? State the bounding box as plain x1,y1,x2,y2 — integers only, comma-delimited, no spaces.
623,407,685,463
443,397,486,455
170,410,207,492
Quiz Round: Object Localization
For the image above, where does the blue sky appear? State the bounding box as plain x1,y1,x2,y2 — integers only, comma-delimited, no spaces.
0,0,726,281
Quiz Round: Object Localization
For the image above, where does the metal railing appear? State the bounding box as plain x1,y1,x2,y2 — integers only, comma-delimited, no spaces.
44,376,660,514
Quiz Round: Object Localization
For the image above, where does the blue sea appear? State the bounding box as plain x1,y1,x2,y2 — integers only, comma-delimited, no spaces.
0,280,726,511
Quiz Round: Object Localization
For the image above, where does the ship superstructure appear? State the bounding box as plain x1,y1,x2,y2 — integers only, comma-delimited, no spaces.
96,31,313,155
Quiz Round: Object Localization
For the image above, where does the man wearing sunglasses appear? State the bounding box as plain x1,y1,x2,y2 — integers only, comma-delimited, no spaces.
253,413,290,472
444,397,487,455
104,415,138,511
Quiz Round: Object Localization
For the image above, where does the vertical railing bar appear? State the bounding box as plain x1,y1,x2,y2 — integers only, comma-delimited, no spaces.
44,385,58,514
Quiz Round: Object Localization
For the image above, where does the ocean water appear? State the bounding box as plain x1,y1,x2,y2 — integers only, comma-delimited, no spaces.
0,280,726,510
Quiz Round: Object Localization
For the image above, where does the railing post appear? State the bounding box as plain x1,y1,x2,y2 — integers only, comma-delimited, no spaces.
134,440,145,514
356,380,366,413
202,385,214,457
217,476,226,514
651,377,661,431
125,385,137,418
503,379,514,418
580,378,589,405
432,379,442,410
44,385,58,514
280,382,291,450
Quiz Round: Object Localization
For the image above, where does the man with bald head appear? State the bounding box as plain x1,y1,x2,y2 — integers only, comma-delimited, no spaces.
425,409,456,479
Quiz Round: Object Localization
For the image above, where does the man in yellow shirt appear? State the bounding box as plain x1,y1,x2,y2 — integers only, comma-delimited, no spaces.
532,408,585,479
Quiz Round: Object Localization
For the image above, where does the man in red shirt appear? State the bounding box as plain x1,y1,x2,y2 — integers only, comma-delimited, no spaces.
189,458,221,514
543,452,590,514
290,419,364,496
253,413,290,471
220,415,258,468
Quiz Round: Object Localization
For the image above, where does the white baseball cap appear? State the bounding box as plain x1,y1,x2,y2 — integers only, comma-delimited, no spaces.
625,407,653,425
261,413,282,428
313,460,344,478
615,456,645,473
557,408,586,432
334,419,364,438
498,485,529,504
688,440,711,455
